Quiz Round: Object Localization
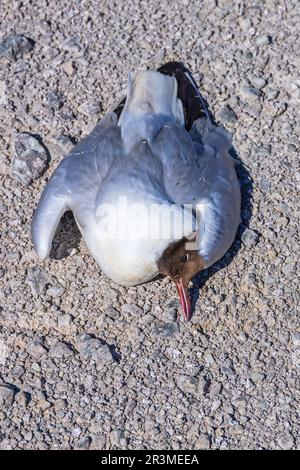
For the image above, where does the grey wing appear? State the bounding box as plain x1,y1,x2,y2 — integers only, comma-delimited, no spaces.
31,113,120,260
152,120,241,267
31,161,70,260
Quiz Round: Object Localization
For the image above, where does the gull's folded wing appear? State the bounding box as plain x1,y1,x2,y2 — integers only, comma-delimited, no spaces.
31,113,120,260
151,120,241,268
31,163,70,260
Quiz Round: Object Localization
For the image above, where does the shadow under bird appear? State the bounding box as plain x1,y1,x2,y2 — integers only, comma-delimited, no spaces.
31,62,241,320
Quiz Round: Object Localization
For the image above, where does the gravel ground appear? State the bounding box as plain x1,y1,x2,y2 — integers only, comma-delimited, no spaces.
0,0,299,450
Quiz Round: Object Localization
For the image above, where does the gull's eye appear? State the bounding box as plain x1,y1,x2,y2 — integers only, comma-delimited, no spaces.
181,253,189,263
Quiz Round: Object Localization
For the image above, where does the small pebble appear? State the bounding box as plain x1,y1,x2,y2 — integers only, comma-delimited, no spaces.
11,133,49,186
259,178,271,192
121,304,143,317
153,322,179,337
76,334,115,366
240,86,262,100
256,35,272,46
50,341,74,359
0,34,34,61
109,429,123,447
176,375,198,394
251,77,267,89
277,432,295,450
195,434,211,450
74,436,91,450
61,61,75,76
104,307,120,320
241,228,259,247
44,91,64,110
10,365,25,379
0,385,16,407
46,285,65,297
291,332,300,346
26,266,47,296
27,340,48,358
57,314,72,328
217,105,238,123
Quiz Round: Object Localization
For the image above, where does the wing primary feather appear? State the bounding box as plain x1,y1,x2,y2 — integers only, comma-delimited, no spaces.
31,171,69,260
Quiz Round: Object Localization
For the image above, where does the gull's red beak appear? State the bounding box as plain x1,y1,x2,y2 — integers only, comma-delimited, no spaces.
176,278,191,321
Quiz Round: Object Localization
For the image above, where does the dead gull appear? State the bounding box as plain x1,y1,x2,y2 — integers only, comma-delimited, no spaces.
31,62,241,320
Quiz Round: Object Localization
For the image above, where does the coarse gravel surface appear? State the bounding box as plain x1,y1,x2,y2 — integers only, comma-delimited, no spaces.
0,0,299,450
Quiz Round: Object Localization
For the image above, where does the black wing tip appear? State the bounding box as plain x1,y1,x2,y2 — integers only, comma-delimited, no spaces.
113,97,126,118
157,61,189,75
158,61,209,130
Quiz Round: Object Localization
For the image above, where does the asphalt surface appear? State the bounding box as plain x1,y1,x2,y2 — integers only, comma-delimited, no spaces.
0,0,299,450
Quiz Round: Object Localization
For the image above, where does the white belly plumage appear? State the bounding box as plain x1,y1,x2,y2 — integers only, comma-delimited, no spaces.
83,196,197,286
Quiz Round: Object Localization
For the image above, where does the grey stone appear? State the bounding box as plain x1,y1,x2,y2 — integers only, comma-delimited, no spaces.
10,365,25,379
36,398,51,411
162,308,177,322
277,432,295,450
76,334,115,366
256,35,272,46
153,322,178,337
240,86,262,100
287,143,297,153
221,366,236,377
0,385,16,407
163,298,179,310
291,332,300,346
121,304,143,317
91,434,106,450
109,429,123,447
104,307,120,320
27,340,48,358
251,77,267,89
57,314,72,328
23,431,33,441
217,105,238,123
46,285,65,297
74,436,91,450
254,144,271,157
195,434,211,449
259,178,271,192
44,91,64,110
50,341,74,359
6,251,20,262
176,375,198,394
45,134,74,161
55,134,74,150
11,133,49,186
198,376,211,395
266,89,279,100
54,398,67,410
26,266,48,296
241,228,259,247
238,331,247,343
0,35,34,61
78,100,102,117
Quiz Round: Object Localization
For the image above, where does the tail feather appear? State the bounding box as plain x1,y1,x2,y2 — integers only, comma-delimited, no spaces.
113,61,209,130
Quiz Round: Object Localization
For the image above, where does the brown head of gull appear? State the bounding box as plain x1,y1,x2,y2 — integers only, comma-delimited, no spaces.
157,237,204,320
